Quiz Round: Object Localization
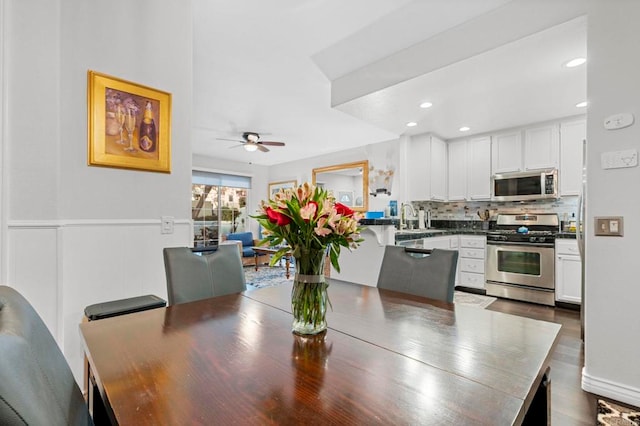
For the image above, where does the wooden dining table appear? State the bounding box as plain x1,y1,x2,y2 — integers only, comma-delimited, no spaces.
80,281,560,425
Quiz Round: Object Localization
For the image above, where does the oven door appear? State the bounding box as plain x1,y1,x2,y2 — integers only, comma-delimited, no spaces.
486,242,555,290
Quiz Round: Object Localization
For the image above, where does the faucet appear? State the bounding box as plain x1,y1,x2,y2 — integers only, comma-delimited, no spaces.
400,203,417,229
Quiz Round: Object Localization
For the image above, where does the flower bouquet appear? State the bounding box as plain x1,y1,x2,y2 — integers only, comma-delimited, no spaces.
254,182,364,334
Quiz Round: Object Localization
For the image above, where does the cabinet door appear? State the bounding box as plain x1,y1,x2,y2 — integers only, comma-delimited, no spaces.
524,124,559,170
422,236,452,250
491,131,522,173
559,119,586,196
447,140,467,201
430,136,447,201
467,136,492,200
407,133,431,200
555,254,582,304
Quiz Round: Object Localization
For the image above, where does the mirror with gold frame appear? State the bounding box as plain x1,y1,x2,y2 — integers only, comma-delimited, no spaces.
312,160,368,212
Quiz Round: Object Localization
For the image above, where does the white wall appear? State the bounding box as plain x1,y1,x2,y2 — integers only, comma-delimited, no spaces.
582,0,640,407
3,0,193,385
270,137,405,212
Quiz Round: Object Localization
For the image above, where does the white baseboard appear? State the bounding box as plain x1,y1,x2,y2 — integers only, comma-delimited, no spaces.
582,367,640,407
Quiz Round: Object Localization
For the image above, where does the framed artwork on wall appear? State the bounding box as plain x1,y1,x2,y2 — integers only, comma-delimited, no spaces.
268,180,297,197
87,70,172,173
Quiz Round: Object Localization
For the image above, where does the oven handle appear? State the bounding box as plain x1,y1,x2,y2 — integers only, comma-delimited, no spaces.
486,240,555,248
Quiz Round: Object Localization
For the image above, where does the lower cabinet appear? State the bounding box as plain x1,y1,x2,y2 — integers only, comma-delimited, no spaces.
555,239,582,304
458,235,486,290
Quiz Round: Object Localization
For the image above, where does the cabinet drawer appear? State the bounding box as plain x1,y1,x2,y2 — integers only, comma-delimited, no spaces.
556,240,580,256
460,236,486,249
459,248,484,259
459,272,485,289
459,258,484,273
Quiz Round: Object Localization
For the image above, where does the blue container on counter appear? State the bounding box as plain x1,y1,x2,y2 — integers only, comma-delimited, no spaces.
365,211,384,219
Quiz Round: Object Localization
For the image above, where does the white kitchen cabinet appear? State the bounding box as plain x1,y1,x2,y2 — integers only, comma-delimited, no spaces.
407,133,431,201
447,140,467,201
422,235,456,250
492,125,559,174
555,239,582,304
491,131,522,173
559,119,586,196
407,133,447,201
524,124,559,170
467,136,492,200
430,135,447,201
458,235,486,290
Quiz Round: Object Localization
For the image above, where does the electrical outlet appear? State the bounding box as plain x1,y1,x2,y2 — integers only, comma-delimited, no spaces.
594,216,623,236
161,216,174,234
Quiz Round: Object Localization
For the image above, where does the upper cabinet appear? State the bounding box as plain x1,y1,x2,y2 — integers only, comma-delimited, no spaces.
559,119,586,196
447,140,467,201
491,124,559,173
524,124,559,170
407,134,447,201
430,135,447,201
467,136,492,200
491,131,522,173
448,136,491,201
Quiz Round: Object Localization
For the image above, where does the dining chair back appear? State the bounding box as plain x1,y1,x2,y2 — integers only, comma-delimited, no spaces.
163,244,246,305
376,246,458,303
0,286,93,425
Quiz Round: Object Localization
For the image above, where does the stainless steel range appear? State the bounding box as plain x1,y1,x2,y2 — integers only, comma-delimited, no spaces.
485,213,559,306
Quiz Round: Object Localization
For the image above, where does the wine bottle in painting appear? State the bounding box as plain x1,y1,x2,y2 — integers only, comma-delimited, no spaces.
139,100,157,152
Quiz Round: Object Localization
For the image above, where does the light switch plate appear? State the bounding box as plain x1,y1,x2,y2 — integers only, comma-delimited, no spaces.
601,149,638,169
594,216,624,236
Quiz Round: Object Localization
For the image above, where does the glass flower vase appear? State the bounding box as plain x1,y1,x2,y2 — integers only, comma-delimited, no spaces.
291,247,329,335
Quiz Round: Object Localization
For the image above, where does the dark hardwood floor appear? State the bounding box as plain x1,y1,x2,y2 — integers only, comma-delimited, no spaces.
486,298,596,425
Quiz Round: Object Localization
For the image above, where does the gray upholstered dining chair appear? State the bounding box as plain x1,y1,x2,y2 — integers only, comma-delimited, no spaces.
0,285,93,426
163,244,246,305
376,246,459,303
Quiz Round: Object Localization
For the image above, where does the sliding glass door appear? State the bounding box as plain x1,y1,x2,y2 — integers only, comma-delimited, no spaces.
192,172,250,247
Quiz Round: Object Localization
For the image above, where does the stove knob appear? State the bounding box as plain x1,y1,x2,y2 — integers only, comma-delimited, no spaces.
529,236,537,243
539,237,546,243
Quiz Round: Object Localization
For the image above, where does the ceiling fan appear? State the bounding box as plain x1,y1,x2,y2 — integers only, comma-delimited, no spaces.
216,131,285,152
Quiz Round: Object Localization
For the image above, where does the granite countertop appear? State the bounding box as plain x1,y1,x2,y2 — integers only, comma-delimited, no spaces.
394,228,490,241
394,228,577,241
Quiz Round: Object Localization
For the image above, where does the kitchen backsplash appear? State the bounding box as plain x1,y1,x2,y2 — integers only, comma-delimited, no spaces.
411,196,579,222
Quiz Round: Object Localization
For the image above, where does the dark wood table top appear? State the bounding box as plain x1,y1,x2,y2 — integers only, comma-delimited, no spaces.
80,282,560,425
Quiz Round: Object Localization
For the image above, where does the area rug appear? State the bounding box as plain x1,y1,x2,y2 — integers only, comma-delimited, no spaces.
598,399,640,425
245,266,497,309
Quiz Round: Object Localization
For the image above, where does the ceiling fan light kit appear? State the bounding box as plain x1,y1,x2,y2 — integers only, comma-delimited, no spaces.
216,131,286,153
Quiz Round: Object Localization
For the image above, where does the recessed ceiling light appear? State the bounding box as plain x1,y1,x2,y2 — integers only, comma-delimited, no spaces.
565,57,586,68
459,126,470,132
575,101,588,108
419,102,433,109
406,122,418,127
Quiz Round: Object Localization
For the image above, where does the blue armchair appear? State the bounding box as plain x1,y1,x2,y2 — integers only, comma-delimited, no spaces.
222,232,270,266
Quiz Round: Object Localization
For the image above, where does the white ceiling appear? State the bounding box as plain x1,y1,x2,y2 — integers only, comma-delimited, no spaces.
192,0,587,166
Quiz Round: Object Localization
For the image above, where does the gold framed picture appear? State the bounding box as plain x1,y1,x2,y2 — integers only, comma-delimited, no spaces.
87,70,171,173
268,180,297,197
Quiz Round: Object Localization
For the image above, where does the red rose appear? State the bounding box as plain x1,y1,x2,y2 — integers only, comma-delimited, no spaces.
335,202,354,217
266,207,291,226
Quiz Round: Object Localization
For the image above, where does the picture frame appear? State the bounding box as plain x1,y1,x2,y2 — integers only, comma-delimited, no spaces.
87,70,172,173
268,180,297,197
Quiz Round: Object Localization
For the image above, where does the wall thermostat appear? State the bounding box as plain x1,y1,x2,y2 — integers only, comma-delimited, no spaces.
604,113,634,130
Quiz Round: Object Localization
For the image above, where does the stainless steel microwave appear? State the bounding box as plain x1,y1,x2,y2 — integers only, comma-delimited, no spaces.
492,169,558,201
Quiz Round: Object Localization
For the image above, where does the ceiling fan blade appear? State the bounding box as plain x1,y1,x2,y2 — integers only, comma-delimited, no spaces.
257,144,270,152
228,144,244,149
258,141,285,146
216,137,244,143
